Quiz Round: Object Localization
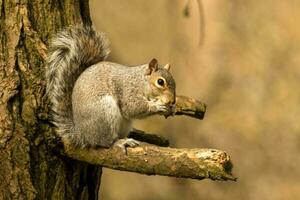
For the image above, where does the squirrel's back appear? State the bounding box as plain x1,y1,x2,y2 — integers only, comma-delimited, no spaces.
45,26,110,143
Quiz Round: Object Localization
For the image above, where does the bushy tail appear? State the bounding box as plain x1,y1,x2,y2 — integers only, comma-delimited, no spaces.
46,26,110,139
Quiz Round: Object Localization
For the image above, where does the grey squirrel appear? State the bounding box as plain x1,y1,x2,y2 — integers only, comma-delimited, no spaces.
46,26,176,150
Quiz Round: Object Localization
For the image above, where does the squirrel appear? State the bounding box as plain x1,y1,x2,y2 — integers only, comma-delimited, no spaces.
46,26,176,150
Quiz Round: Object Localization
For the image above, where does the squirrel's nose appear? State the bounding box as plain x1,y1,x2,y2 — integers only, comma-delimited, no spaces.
169,95,176,105
169,98,176,114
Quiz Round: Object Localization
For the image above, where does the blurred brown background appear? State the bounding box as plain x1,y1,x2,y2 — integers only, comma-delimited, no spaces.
90,0,300,199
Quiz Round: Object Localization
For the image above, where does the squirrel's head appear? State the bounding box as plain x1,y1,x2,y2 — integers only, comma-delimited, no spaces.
145,58,176,115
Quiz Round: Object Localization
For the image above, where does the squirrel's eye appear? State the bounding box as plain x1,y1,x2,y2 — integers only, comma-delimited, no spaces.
157,78,165,86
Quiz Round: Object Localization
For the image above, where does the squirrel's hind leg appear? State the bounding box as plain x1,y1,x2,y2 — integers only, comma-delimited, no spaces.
73,95,122,148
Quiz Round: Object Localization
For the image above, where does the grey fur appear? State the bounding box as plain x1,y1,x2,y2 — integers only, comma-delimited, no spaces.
46,26,176,148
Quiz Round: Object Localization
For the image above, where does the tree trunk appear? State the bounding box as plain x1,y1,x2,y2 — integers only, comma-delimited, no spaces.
0,0,101,199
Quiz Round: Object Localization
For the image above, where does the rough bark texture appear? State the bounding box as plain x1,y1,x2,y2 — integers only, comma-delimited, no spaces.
64,140,236,181
0,0,102,199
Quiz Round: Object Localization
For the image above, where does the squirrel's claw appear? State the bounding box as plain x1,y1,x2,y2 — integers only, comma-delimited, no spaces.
148,100,170,115
148,98,176,118
164,104,176,118
114,138,140,155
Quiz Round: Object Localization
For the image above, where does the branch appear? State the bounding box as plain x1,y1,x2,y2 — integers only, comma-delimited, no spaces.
128,129,170,147
173,95,206,120
64,141,236,181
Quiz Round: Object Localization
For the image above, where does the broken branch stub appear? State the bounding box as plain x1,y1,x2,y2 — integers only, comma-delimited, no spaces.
174,95,206,120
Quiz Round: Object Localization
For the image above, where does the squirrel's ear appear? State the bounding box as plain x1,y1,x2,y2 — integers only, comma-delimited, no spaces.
164,64,170,71
146,58,158,75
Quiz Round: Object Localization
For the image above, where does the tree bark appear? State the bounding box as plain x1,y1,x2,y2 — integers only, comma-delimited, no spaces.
0,0,101,199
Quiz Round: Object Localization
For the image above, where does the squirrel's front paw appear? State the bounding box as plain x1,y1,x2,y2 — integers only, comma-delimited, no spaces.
148,100,169,114
114,138,140,155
